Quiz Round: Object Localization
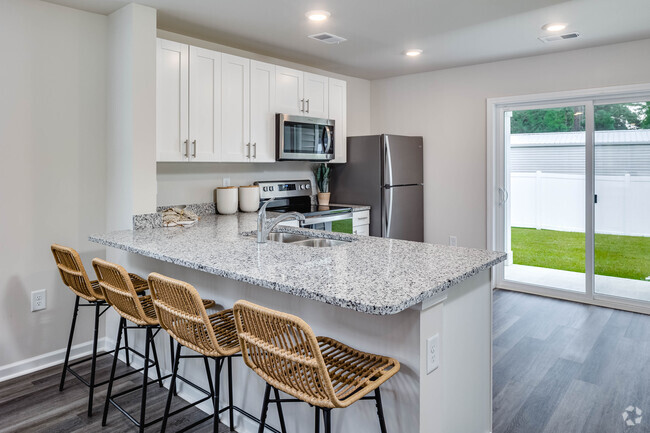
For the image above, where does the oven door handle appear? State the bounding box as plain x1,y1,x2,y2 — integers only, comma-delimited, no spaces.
300,212,353,226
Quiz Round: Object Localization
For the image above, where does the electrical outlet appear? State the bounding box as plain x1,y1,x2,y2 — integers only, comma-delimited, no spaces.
31,289,47,312
426,333,440,374
449,235,457,247
223,177,231,187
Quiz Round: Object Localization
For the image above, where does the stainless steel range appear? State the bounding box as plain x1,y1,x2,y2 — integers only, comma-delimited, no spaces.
254,180,354,233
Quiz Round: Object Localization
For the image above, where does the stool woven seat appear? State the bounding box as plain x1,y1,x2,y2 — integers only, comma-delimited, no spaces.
234,300,400,433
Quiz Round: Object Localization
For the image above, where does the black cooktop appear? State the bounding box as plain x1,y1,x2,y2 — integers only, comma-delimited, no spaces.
271,204,352,217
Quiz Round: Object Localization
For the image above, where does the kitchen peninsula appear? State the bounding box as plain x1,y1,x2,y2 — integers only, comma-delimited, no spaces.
90,212,506,433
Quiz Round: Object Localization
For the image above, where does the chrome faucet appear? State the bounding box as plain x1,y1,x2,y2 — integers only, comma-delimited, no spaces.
257,199,306,243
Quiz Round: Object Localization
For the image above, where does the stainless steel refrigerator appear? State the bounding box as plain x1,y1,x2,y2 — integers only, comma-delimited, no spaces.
331,134,424,241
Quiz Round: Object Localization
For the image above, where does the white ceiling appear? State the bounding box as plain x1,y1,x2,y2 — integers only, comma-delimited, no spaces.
44,0,650,79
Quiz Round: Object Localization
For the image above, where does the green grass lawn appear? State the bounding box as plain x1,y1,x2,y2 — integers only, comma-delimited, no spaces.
511,227,650,281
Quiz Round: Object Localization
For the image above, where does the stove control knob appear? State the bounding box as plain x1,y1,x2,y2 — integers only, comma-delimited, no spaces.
305,183,311,189
269,186,274,191
262,187,268,192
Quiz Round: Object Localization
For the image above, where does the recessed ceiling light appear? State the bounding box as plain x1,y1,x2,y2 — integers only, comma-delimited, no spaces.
306,10,330,21
542,23,567,32
405,49,423,57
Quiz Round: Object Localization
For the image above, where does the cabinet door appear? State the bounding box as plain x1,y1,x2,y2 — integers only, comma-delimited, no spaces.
328,78,347,163
250,61,276,162
304,73,329,118
275,66,303,115
221,54,251,162
156,39,189,161
189,46,221,161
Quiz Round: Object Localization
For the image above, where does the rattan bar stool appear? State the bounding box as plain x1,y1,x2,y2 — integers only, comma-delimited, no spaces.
92,259,216,432
147,272,284,433
233,300,401,433
51,244,149,417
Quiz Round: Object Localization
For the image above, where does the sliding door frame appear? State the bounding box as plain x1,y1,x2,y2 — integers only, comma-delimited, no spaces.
487,83,650,314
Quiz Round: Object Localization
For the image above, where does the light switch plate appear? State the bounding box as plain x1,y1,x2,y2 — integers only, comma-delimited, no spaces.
426,333,440,374
449,236,457,247
223,177,231,187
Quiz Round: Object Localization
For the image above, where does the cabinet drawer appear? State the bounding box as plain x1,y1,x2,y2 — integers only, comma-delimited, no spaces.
353,210,370,227
353,225,369,236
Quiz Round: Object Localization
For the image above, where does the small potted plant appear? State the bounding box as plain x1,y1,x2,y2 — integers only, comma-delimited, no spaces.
313,163,331,206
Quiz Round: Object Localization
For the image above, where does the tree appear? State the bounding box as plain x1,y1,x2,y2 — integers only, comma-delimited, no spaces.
510,102,650,134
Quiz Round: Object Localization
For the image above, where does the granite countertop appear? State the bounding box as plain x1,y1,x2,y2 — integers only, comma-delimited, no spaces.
90,213,506,315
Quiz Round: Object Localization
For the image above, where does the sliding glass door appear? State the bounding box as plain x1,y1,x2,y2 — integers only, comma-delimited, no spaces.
594,100,650,303
503,104,587,294
493,90,650,311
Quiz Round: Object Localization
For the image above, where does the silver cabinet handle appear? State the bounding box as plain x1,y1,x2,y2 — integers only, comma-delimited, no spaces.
246,142,251,159
192,140,197,158
252,142,257,158
184,139,189,158
300,99,305,112
357,216,369,221
306,99,310,113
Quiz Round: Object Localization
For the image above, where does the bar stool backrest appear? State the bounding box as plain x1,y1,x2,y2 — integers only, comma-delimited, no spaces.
92,258,156,326
233,300,338,408
147,272,236,357
51,244,102,301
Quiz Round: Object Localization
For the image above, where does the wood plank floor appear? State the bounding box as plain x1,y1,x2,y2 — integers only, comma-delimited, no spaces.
0,353,232,432
493,289,650,433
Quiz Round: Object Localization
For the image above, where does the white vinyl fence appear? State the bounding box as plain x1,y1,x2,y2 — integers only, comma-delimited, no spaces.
510,172,650,237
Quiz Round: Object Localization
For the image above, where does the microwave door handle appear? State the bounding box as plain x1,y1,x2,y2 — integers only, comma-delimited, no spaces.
324,126,332,154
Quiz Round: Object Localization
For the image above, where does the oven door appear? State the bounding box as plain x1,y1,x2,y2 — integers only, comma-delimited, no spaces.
276,114,334,161
301,212,353,234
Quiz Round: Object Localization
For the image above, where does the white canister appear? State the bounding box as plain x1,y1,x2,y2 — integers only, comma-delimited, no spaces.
216,187,238,214
239,185,260,212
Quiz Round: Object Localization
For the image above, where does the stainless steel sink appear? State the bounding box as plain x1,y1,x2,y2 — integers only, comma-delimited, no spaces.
290,238,349,248
255,231,350,247
266,232,311,243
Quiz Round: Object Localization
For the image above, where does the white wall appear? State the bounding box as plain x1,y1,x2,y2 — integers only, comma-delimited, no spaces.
155,30,371,206
370,38,650,248
0,0,107,372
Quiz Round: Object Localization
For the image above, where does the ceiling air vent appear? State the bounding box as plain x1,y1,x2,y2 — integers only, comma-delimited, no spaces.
308,32,347,44
538,32,581,43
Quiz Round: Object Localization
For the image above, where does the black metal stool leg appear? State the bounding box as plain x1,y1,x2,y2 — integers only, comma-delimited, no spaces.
375,388,388,433
60,296,79,391
161,342,182,433
314,407,321,433
138,327,152,433
213,357,222,433
102,317,124,426
257,383,272,433
87,301,101,417
204,356,215,398
150,332,164,387
273,387,287,433
123,326,131,367
323,408,332,433
228,356,235,431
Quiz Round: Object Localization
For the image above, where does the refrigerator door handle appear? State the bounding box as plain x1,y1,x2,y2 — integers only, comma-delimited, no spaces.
385,135,393,186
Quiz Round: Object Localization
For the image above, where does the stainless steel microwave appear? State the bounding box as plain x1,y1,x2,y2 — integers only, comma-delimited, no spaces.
276,114,334,161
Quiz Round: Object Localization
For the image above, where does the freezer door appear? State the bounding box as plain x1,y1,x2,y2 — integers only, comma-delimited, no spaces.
382,184,424,242
383,135,424,186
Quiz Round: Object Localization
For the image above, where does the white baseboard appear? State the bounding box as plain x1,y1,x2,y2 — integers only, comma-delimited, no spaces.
0,338,106,383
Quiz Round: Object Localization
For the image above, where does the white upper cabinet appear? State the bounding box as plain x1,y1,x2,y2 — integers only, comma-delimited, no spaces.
304,73,329,118
328,78,347,163
220,54,250,162
156,39,189,161
189,46,221,162
156,39,347,164
249,61,276,162
275,66,303,116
